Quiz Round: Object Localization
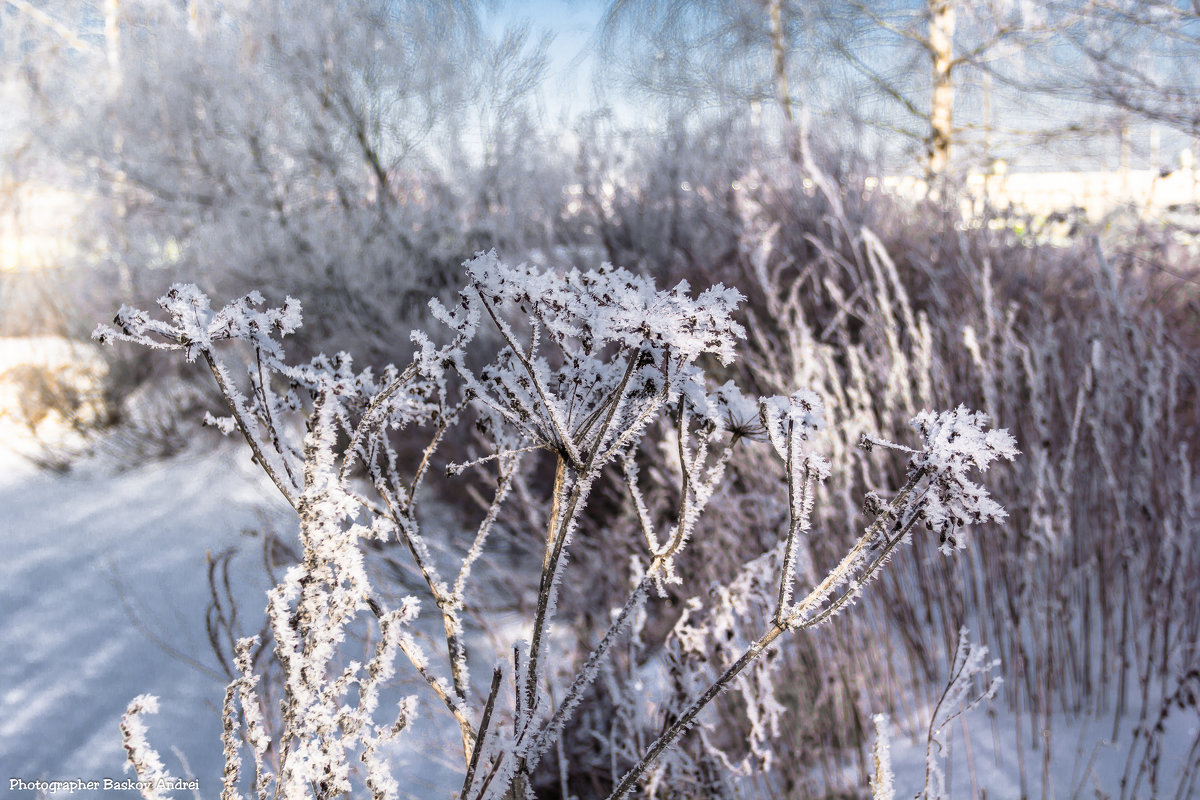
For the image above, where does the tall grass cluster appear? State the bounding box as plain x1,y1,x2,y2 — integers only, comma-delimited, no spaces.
723,163,1200,798
468,137,1197,796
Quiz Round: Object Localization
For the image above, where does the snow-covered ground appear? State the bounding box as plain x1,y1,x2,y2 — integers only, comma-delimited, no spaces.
880,698,1200,799
0,427,286,795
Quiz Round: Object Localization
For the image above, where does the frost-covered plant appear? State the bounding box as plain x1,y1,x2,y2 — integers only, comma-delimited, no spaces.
870,712,895,800
95,252,1016,799
864,406,1018,555
866,629,1000,800
730,163,1199,795
919,629,1002,800
121,695,178,800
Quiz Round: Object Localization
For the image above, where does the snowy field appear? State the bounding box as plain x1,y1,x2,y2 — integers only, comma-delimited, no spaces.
0,425,286,795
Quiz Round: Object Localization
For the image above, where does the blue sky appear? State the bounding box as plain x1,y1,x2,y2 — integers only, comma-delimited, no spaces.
484,0,607,120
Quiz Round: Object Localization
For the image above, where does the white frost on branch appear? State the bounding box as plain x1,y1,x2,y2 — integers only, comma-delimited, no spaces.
870,713,895,800
95,285,301,364
922,628,1003,800
120,695,176,800
906,406,1019,553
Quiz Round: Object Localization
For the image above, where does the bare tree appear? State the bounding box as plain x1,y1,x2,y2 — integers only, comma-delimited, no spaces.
596,0,1041,175
3,0,555,362
1034,1,1200,146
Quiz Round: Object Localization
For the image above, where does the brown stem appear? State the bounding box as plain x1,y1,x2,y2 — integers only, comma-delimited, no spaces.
461,667,504,796
203,350,299,508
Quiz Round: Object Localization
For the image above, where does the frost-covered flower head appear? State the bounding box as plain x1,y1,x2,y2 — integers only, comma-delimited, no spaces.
459,253,745,364
761,390,825,451
95,284,302,363
420,252,747,465
906,406,1019,553
94,285,445,443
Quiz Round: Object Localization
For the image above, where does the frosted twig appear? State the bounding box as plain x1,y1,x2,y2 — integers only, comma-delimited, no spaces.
395,632,475,755
338,361,418,482
460,667,503,800
870,713,895,800
446,444,544,476
478,291,585,469
120,695,176,800
525,578,652,768
204,350,301,508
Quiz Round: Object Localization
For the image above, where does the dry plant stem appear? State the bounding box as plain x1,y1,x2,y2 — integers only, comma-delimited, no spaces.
409,417,452,502
605,477,925,800
478,293,584,469
572,349,642,445
492,449,684,778
602,628,787,797
651,446,736,564
337,362,418,483
670,405,699,545
470,576,653,800
525,578,653,766
625,455,659,550
594,372,671,466
205,550,243,682
507,420,739,777
522,350,647,725
538,459,571,579
397,421,479,704
254,347,300,489
219,682,241,799
355,415,472,706
523,455,571,728
394,633,475,754
649,406,731,564
452,459,518,601
788,508,922,632
775,427,807,620
505,356,654,792
372,480,474,755
274,426,334,784
203,349,299,508
461,668,504,799
1176,731,1200,800
470,749,506,800
375,483,444,607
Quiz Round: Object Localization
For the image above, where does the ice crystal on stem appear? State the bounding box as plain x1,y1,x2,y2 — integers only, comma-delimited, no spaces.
870,713,895,800
120,695,176,800
905,406,1019,553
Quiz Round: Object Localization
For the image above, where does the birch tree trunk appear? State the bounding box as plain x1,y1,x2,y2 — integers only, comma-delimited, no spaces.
768,0,792,124
767,0,800,161
927,0,955,180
